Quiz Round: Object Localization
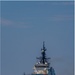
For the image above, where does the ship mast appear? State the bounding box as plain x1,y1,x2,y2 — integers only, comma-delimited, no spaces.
41,41,47,64
37,41,50,64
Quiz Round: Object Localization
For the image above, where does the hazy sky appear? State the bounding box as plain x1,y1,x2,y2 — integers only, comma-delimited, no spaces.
1,1,74,75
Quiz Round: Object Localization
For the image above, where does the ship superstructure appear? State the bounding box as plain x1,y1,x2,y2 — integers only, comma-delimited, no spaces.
32,42,56,75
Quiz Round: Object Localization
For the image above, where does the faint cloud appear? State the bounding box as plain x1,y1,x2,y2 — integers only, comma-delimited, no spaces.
37,2,74,6
1,18,13,26
62,2,74,5
1,18,31,28
51,1,74,5
50,15,73,22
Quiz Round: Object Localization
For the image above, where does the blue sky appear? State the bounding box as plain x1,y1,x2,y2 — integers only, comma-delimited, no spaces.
1,1,74,75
